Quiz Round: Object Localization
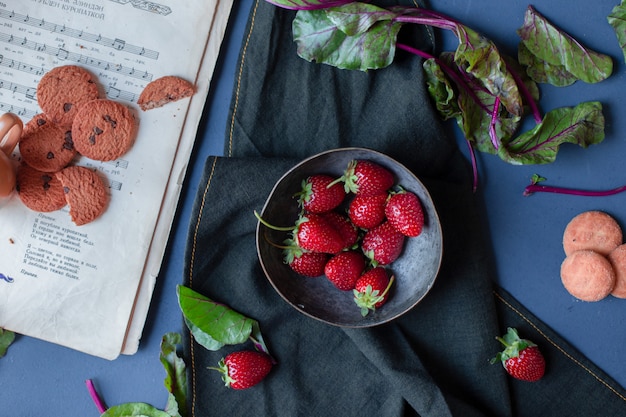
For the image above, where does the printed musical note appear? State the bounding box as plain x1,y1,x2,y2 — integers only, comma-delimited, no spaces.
107,159,129,169
56,48,69,60
108,86,121,99
109,180,123,191
112,38,125,50
0,9,159,59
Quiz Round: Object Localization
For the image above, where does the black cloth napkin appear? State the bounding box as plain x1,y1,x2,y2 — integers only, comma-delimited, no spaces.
182,1,626,416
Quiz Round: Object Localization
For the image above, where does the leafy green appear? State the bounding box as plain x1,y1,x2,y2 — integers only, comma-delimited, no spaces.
0,328,15,358
608,0,626,63
266,0,354,10
101,403,171,417
293,4,402,70
177,285,270,355
517,6,613,85
89,333,188,417
159,333,187,417
498,101,605,165
518,42,578,87
285,2,610,169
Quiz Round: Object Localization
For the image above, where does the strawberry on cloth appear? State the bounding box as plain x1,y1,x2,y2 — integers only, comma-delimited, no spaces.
491,327,546,382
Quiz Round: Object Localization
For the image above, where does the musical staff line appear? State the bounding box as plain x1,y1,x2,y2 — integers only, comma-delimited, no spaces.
0,54,44,78
105,159,129,170
0,57,137,104
0,32,154,82
0,99,37,119
0,9,159,59
0,78,36,100
108,0,172,16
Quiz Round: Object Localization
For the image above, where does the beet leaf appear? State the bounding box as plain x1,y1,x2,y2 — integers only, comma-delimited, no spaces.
518,6,613,85
274,1,611,171
293,4,403,70
160,333,188,417
608,1,626,63
498,101,605,165
0,328,14,358
265,0,354,10
101,403,170,417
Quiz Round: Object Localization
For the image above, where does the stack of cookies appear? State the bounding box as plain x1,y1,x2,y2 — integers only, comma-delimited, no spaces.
15,65,194,226
560,210,626,301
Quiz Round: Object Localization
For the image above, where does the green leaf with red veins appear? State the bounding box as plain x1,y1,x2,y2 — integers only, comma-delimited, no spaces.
609,2,626,64
498,101,605,165
518,42,578,87
101,403,171,417
451,23,523,117
160,333,187,417
518,5,612,85
293,5,403,71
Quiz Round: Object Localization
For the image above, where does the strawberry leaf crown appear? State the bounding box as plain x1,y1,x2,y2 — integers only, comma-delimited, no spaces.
490,327,537,364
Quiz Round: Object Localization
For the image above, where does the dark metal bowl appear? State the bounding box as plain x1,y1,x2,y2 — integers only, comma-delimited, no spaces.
256,148,443,327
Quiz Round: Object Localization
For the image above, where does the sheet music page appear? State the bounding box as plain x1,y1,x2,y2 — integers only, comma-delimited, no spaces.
0,0,224,360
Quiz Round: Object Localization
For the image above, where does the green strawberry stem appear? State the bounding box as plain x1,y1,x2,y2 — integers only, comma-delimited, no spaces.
327,160,359,193
254,210,294,232
207,358,235,387
354,275,395,316
380,275,395,298
490,327,535,364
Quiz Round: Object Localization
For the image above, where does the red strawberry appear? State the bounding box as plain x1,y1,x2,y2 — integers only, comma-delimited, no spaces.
361,221,405,265
348,193,388,229
385,190,425,237
491,328,545,382
295,174,345,213
324,251,366,291
333,160,395,196
322,211,359,249
211,350,273,390
295,214,344,254
287,250,328,277
353,267,395,316
255,211,344,254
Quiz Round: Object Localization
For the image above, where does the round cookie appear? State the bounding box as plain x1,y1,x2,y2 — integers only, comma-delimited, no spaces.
19,115,76,172
37,65,100,128
560,250,616,302
608,244,626,298
16,164,66,212
562,210,622,256
55,165,109,226
137,75,195,111
71,99,136,161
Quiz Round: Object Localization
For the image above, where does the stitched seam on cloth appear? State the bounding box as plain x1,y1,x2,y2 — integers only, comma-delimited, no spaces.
494,290,626,403
188,156,219,417
227,0,259,157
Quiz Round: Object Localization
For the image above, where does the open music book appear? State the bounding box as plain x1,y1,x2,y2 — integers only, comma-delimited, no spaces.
0,0,234,359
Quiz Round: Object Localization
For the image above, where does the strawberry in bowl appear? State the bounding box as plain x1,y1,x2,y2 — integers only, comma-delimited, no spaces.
255,147,443,327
